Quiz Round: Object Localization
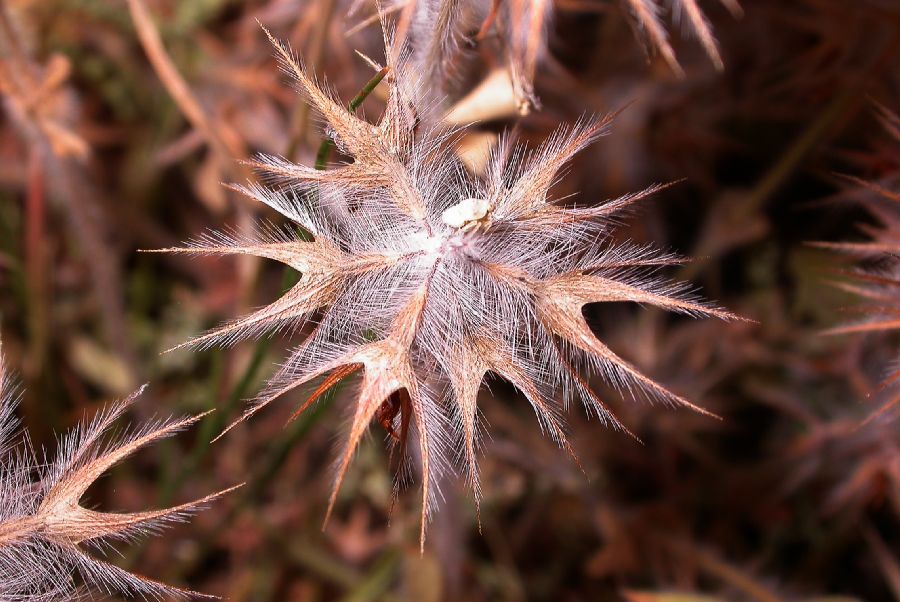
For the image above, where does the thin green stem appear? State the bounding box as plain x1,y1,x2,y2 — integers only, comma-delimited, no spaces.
315,66,391,170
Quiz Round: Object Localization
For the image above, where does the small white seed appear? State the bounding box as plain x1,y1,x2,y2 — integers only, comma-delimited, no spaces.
441,198,490,228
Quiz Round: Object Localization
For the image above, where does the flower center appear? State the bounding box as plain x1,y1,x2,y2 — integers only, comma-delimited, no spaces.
441,198,491,230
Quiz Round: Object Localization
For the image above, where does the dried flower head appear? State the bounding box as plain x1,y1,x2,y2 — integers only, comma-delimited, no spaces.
357,0,741,114
623,0,743,77
819,105,900,422
0,341,238,600
158,27,740,547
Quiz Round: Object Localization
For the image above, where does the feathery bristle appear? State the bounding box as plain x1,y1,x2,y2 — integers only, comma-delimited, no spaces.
0,345,239,601
824,107,900,422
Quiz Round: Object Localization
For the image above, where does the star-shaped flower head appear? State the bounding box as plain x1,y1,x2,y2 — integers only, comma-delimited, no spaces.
0,340,239,601
159,24,740,548
357,0,742,114
818,105,900,422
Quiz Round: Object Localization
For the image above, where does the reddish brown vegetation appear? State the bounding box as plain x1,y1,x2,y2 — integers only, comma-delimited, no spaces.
0,0,898,599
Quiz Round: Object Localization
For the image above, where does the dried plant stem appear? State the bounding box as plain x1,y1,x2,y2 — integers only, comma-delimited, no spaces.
126,0,244,167
622,0,683,77
0,2,141,391
126,0,258,296
0,4,33,89
24,149,47,377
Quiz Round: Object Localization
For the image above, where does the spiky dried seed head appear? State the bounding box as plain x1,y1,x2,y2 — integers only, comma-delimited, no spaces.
157,26,741,549
819,105,900,423
0,343,240,601
622,0,740,76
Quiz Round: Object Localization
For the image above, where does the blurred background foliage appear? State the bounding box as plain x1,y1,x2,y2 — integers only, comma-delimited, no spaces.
0,0,899,600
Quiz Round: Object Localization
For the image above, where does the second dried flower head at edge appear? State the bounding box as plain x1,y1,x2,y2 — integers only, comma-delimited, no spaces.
0,338,242,600
152,27,746,549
